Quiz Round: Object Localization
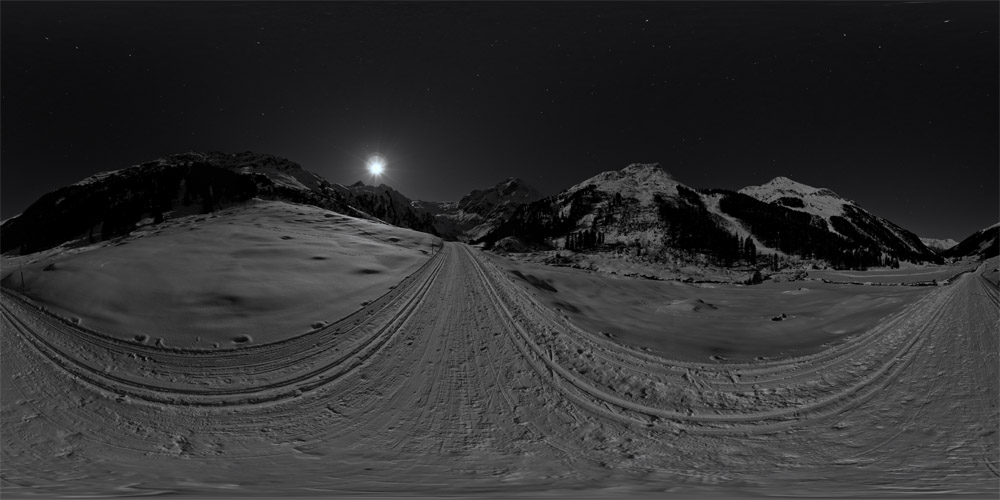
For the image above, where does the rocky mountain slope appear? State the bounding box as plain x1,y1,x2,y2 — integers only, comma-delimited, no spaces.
477,164,941,269
920,237,959,253
943,222,999,260
415,178,543,241
0,152,436,254
477,163,762,262
2,153,952,270
331,180,438,235
736,176,938,263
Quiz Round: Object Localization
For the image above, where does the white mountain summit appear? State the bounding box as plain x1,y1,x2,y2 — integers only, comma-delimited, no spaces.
738,176,851,218
920,237,959,253
737,176,932,259
478,166,940,266
566,163,682,204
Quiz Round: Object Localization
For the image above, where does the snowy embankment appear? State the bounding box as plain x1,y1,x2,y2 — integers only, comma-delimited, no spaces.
807,263,978,285
0,200,441,347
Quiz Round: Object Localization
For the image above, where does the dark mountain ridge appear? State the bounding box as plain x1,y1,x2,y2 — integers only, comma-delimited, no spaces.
416,177,544,241
0,151,436,254
3,154,952,272
943,223,999,260
476,163,941,270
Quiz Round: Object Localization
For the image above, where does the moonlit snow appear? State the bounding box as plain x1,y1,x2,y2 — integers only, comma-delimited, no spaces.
3,200,438,347
1,200,997,498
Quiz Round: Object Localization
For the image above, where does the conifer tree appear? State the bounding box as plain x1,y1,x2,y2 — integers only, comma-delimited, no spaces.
744,237,757,265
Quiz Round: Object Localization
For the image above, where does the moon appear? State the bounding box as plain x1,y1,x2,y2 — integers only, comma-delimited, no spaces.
367,155,385,176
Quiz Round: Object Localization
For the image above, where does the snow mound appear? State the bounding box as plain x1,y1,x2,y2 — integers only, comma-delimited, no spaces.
7,200,440,347
657,298,719,313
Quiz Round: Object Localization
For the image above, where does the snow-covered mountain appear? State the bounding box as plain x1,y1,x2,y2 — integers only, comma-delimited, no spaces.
565,163,683,203
0,151,436,254
550,163,699,251
737,176,938,263
920,237,959,253
477,164,941,269
2,152,949,270
415,178,543,241
478,163,762,263
738,176,849,216
943,222,999,260
330,180,438,234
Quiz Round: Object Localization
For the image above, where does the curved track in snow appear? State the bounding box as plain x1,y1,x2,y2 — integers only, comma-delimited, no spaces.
2,244,997,497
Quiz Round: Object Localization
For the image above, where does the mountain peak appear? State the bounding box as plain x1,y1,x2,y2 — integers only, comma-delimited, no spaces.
763,176,825,192
621,162,669,175
497,177,526,189
741,176,845,203
424,177,543,241
767,175,804,186
565,162,682,203
455,177,543,213
920,237,959,252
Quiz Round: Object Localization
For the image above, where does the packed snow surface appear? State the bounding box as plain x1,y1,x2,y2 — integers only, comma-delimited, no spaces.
1,213,996,498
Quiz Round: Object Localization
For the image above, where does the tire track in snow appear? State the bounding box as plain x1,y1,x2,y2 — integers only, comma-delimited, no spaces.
0,246,450,405
463,245,987,435
1,243,996,496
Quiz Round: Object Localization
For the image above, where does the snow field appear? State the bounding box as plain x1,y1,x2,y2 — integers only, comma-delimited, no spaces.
1,232,996,496
487,254,937,363
0,200,440,347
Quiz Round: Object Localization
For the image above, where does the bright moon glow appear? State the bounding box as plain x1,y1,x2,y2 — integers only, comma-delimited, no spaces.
367,155,385,176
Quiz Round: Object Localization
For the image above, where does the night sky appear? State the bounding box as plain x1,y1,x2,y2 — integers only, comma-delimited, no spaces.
2,1,997,240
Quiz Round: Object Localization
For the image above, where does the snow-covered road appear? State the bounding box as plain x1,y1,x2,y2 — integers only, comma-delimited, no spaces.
2,243,997,497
